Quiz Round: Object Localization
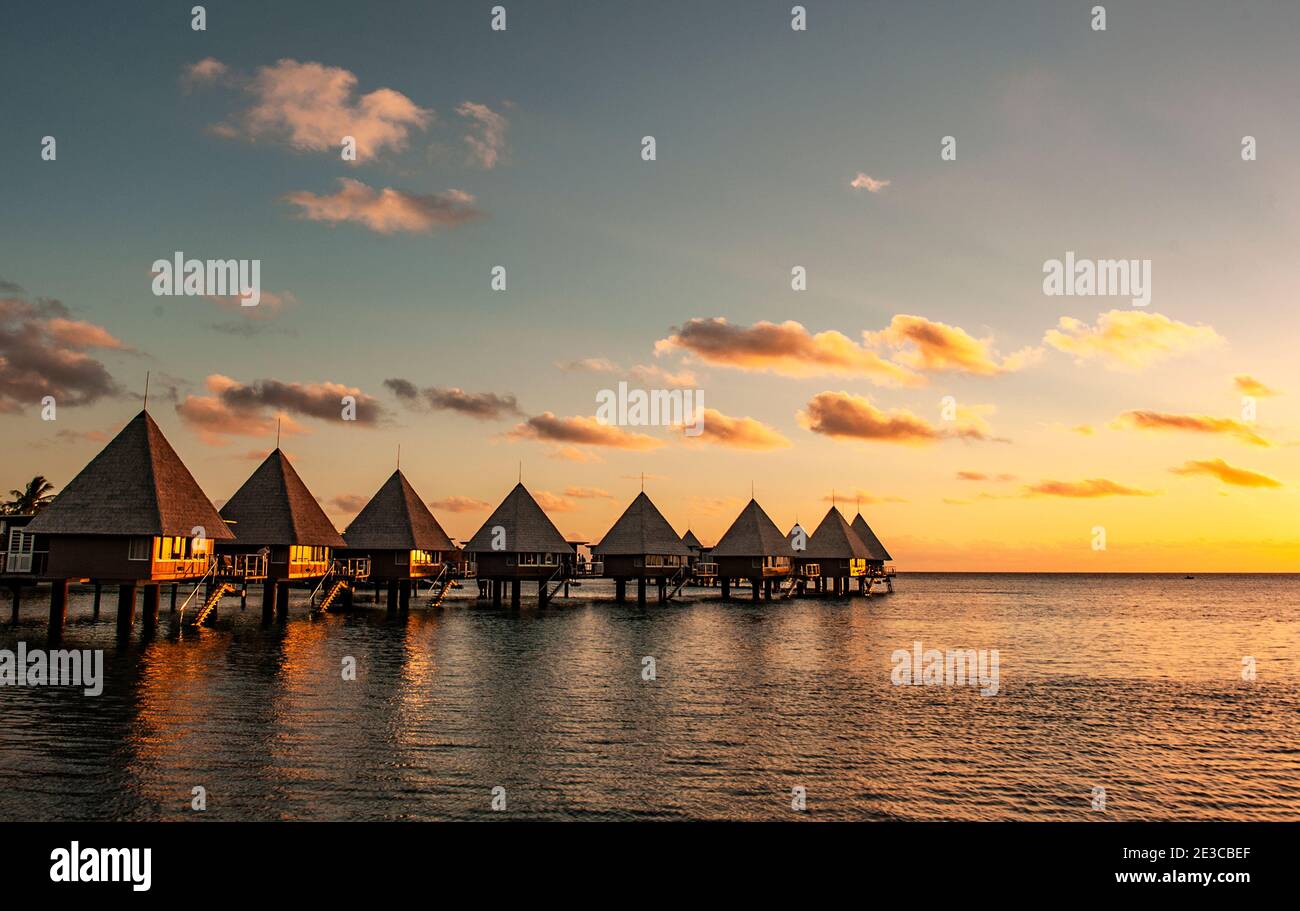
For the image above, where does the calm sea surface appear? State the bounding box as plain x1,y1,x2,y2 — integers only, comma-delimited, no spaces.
1,573,1297,821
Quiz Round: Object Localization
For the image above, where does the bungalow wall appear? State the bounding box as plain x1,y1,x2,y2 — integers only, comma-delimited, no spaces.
44,533,213,582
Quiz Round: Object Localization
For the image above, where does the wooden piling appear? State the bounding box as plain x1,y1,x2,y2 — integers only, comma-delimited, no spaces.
510,579,520,609
116,582,137,638
48,579,69,639
92,582,102,619
10,585,19,624
387,580,398,615
169,584,178,613
142,584,160,630
721,577,730,600
537,579,547,608
275,582,289,622
261,580,275,624
492,579,502,608
637,577,647,607
615,579,626,603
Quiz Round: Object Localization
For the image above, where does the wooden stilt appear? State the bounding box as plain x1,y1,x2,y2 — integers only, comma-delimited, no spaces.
240,584,248,610
169,584,178,613
492,579,502,608
142,584,160,630
117,583,137,638
510,579,521,609
275,582,289,622
615,579,626,603
637,577,646,607
10,585,19,624
538,580,547,608
399,580,411,613
657,578,666,602
48,579,69,640
721,577,730,600
92,582,102,619
751,578,760,602
386,581,399,615
262,580,275,624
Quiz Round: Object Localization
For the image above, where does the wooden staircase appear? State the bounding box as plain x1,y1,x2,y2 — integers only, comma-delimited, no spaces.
314,580,349,614
428,575,458,608
665,565,689,602
190,582,234,627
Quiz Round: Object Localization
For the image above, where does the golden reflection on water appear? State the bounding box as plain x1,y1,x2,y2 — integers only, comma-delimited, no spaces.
1,574,1298,821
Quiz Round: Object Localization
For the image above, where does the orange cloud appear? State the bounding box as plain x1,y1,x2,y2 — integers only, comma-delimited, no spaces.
1044,310,1221,370
1113,410,1270,446
850,173,890,192
683,408,790,450
507,412,665,450
201,58,432,161
0,293,124,411
865,314,1040,376
175,374,377,444
533,491,578,513
429,495,491,513
656,318,921,385
956,471,1016,482
1023,478,1156,498
1233,374,1279,397
798,391,991,444
1170,459,1281,488
284,179,482,234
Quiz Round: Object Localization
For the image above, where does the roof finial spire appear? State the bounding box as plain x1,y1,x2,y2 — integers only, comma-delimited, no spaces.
397,444,401,470
276,417,281,449
641,471,645,492
518,461,522,484
142,370,150,412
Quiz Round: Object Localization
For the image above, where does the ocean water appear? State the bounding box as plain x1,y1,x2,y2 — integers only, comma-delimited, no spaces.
1,573,1297,821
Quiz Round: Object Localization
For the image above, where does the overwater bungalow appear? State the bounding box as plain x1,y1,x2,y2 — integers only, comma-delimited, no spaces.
23,410,235,637
799,507,872,596
851,511,896,593
217,449,351,622
592,492,692,605
342,469,455,612
680,528,716,584
463,482,575,607
710,499,794,601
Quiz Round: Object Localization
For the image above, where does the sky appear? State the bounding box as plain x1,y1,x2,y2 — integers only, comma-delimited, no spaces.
2,0,1298,571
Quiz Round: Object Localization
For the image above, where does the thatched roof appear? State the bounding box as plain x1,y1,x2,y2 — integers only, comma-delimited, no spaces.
343,470,454,552
464,483,572,554
220,449,344,547
682,529,704,551
805,507,872,559
27,411,233,539
593,492,691,556
851,513,893,561
710,499,789,557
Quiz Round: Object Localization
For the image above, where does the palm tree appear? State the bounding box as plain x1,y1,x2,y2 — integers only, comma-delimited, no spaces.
3,476,57,515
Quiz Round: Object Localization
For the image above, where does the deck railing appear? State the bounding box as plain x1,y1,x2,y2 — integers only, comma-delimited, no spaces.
332,557,371,580
693,561,718,577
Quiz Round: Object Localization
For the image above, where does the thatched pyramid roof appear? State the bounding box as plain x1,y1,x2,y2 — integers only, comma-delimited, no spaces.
344,470,454,552
593,492,690,556
27,411,233,539
220,449,344,547
464,483,572,554
851,513,893,561
681,529,704,550
710,499,789,557
805,507,872,559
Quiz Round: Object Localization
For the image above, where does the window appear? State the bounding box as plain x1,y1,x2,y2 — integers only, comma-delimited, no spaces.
128,537,151,561
395,550,409,565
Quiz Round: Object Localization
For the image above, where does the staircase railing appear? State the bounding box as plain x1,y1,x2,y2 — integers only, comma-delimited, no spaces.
175,560,218,624
543,564,567,601
665,564,689,601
